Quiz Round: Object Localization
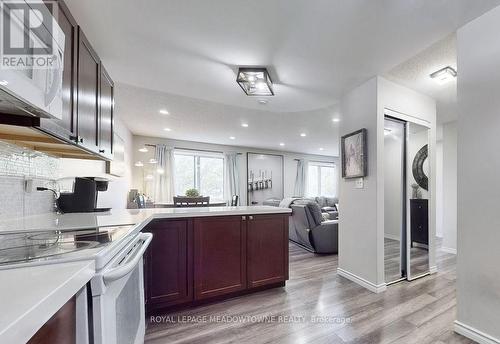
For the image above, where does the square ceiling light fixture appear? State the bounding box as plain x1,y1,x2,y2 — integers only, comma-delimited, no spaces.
237,67,274,96
430,66,457,85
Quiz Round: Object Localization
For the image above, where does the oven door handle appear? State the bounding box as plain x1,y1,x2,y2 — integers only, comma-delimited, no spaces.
102,233,152,285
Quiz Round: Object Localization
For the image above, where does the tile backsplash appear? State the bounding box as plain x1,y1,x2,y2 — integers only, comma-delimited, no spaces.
0,141,60,219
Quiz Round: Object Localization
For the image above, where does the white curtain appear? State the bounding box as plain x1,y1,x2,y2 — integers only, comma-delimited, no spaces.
154,145,175,203
224,152,240,204
294,159,306,197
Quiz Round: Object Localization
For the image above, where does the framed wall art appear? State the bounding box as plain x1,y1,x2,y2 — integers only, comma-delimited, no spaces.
341,128,367,179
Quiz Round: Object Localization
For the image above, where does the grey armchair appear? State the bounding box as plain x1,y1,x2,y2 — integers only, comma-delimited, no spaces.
289,201,338,254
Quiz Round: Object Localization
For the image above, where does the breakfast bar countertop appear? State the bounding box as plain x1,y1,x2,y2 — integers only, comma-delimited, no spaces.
0,260,95,344
0,206,292,233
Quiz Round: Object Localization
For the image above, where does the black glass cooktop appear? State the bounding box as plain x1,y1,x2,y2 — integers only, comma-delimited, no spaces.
0,226,133,266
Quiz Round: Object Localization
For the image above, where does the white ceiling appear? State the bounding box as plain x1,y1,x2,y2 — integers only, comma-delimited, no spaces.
385,35,458,124
65,0,500,152
115,83,341,156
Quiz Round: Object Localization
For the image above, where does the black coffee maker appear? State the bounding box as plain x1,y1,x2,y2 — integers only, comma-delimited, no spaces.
57,177,111,213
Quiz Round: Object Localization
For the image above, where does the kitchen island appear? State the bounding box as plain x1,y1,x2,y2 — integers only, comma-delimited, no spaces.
140,208,292,314
0,206,292,330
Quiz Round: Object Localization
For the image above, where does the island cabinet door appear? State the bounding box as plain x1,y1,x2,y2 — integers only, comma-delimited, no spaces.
247,215,289,288
193,216,247,300
143,219,193,309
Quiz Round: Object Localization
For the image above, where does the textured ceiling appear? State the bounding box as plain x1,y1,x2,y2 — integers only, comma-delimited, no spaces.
64,0,500,150
385,35,458,124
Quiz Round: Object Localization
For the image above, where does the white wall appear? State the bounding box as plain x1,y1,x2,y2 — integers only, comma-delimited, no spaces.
338,77,380,289
132,136,339,205
442,121,457,253
338,76,436,292
59,118,133,209
455,6,500,342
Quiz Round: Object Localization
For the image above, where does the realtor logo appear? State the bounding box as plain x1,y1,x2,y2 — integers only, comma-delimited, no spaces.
0,0,58,69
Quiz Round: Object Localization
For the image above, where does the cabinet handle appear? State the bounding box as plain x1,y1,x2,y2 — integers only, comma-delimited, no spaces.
99,149,105,153
69,136,83,144
242,216,246,221
249,216,254,220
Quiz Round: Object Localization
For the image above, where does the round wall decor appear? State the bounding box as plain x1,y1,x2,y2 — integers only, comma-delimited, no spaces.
412,144,428,191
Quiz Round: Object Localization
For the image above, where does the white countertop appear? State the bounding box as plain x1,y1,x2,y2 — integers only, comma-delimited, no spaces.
0,260,95,343
0,206,290,342
0,206,291,233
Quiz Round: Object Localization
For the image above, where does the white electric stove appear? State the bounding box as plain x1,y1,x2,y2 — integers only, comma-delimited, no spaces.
0,225,152,344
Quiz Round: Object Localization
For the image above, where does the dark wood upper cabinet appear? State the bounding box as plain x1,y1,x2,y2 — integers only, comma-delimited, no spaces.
99,65,114,159
39,0,77,141
76,28,100,153
143,220,193,311
193,216,247,300
247,215,288,288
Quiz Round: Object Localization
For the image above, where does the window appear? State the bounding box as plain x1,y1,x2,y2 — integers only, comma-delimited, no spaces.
306,162,337,197
174,151,224,201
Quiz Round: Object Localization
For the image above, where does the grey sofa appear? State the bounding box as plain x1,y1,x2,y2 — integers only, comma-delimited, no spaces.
289,200,338,254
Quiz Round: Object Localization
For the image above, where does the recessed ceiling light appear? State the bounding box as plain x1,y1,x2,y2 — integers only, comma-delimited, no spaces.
430,66,457,85
258,99,268,105
236,67,274,96
0,80,8,86
279,142,285,146
149,158,157,164
332,118,340,123
319,148,324,151
159,109,169,115
300,133,307,137
164,127,172,132
138,147,148,153
134,161,144,167
241,123,249,128
229,136,236,140
157,168,165,174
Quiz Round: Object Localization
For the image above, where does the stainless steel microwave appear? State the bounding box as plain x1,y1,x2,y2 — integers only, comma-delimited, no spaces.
0,0,65,120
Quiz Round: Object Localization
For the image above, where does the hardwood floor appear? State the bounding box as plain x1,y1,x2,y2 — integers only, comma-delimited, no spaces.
384,238,431,283
145,243,471,344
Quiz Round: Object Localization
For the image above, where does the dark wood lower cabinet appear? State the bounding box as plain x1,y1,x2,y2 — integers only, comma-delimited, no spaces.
194,216,247,300
144,219,193,312
27,296,76,344
144,214,289,314
247,215,289,288
410,199,429,246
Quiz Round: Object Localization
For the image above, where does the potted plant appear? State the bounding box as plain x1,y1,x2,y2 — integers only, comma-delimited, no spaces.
185,188,200,197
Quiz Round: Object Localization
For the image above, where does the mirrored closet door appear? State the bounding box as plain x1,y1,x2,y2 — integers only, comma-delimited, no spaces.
384,117,407,284
384,115,431,284
406,122,430,280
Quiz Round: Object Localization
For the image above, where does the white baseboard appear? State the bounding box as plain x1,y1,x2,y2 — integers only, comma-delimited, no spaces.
429,265,438,274
384,234,400,241
337,268,387,293
454,321,500,344
441,246,457,255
